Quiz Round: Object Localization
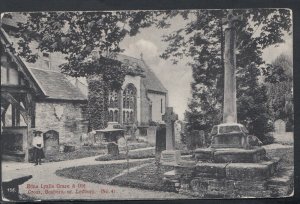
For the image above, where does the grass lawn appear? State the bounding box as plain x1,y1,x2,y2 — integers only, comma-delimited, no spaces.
95,148,193,161
110,162,175,192
44,146,107,162
55,160,152,184
95,148,155,161
43,141,153,162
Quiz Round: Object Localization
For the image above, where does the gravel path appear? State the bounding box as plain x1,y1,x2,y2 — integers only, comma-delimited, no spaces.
2,154,189,201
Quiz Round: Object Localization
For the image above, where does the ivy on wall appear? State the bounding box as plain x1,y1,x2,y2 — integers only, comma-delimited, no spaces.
88,74,109,130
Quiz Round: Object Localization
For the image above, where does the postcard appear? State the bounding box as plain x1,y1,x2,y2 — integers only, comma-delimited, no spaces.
1,8,294,201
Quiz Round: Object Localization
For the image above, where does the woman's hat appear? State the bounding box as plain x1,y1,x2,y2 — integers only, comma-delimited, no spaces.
32,129,43,135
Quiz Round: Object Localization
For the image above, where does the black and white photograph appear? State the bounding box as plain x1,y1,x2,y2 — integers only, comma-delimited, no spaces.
1,8,294,201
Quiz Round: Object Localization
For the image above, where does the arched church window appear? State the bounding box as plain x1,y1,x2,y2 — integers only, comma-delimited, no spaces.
108,91,120,123
109,91,119,109
109,110,113,122
130,111,134,123
109,96,114,108
122,84,137,124
126,111,130,123
114,110,119,122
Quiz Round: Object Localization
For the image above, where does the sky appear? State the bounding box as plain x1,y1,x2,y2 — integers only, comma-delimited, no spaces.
119,12,293,120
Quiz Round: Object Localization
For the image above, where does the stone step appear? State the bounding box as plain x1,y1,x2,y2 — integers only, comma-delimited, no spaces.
225,158,281,180
195,163,227,178
188,177,270,198
193,157,281,181
266,167,294,197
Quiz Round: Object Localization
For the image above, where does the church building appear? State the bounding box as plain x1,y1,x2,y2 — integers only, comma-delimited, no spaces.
1,14,168,161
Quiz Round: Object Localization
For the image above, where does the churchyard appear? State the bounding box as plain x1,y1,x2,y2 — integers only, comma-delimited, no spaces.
56,103,293,198
54,10,293,199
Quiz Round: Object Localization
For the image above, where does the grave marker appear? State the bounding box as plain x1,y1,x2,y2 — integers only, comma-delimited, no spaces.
274,119,286,134
155,123,166,164
197,130,206,148
160,107,181,166
162,107,178,150
174,121,182,145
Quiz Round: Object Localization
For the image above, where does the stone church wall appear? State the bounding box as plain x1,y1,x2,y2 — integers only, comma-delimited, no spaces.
140,82,151,125
148,92,167,122
35,101,88,147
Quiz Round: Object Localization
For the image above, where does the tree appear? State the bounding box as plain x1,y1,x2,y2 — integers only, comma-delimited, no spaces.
264,54,293,131
9,11,154,129
6,9,292,136
159,9,292,140
236,63,272,141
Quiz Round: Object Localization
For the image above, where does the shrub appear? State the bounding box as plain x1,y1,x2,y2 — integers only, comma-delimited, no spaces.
261,132,275,145
149,120,159,126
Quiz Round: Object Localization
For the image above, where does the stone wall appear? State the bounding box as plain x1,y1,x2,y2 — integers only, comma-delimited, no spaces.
147,91,166,122
35,101,88,147
140,81,151,125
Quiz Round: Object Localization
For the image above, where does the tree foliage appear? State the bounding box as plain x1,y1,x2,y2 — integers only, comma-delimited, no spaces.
10,11,155,129
264,54,293,131
6,9,292,135
158,9,292,140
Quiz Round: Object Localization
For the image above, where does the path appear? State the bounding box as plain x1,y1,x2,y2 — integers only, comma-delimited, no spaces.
2,153,189,201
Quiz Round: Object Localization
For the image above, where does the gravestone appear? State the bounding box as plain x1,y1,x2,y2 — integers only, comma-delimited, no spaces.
130,123,137,140
43,130,59,157
187,130,206,150
155,123,166,164
174,121,182,145
81,133,90,146
107,143,119,156
197,130,206,148
274,119,286,134
160,107,181,166
147,126,157,145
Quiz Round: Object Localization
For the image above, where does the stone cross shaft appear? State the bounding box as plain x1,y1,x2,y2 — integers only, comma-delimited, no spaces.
222,10,242,123
162,107,178,150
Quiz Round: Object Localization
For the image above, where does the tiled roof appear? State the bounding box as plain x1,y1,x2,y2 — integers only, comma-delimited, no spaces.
116,54,168,93
30,68,87,101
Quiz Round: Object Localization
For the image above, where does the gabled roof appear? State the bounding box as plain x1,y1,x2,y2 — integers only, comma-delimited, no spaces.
0,28,45,97
29,68,87,101
1,24,86,102
116,54,168,94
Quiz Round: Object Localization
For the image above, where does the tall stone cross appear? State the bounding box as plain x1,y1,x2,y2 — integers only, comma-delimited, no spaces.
222,10,243,123
162,107,178,150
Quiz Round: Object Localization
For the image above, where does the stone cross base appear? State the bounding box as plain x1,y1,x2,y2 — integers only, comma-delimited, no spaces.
194,147,266,163
161,150,181,166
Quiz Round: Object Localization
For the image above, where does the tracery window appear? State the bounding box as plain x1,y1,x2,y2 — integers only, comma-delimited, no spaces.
123,84,136,124
108,91,120,122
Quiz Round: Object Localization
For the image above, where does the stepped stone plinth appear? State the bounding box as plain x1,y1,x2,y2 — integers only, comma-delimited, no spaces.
211,133,248,149
210,123,254,149
214,147,266,163
195,147,266,163
162,123,293,198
